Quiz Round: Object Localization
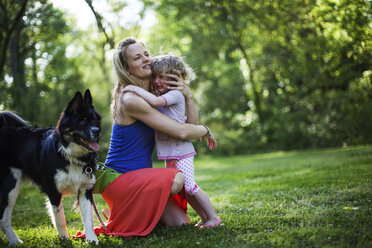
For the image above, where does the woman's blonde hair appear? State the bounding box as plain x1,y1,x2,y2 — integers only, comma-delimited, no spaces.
151,55,196,84
111,37,151,120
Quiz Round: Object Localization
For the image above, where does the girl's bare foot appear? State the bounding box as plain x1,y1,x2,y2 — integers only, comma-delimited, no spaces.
200,216,221,228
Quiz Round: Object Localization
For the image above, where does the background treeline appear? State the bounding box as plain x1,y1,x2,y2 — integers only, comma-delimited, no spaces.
1,0,371,159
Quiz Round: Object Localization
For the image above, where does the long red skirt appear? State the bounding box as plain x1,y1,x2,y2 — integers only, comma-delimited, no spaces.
74,168,187,238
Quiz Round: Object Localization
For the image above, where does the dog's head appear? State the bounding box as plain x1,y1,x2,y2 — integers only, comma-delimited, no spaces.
57,89,101,153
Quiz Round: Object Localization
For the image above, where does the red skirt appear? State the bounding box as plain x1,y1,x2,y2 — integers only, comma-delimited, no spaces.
74,168,187,238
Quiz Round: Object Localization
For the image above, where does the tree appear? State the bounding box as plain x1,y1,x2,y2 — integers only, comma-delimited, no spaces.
84,0,115,49
0,0,84,125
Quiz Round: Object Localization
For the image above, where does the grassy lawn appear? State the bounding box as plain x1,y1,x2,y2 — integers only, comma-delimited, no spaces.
1,146,371,247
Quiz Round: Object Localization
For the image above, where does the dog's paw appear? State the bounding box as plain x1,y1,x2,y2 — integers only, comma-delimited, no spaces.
9,237,23,245
86,237,99,245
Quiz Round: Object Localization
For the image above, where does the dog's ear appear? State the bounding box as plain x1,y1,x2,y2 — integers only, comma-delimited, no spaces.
84,89,93,107
66,91,83,114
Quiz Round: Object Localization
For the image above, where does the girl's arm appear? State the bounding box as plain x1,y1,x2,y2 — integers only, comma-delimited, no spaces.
123,85,167,108
122,93,212,141
184,94,199,124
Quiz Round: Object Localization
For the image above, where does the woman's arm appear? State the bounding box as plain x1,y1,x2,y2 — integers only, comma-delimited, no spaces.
122,93,209,141
123,85,167,107
200,125,218,150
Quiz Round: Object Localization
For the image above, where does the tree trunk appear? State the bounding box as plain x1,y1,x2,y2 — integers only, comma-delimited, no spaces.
9,21,26,113
0,0,28,78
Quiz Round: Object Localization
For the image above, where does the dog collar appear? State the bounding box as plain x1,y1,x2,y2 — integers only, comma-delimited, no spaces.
83,165,94,178
82,153,96,178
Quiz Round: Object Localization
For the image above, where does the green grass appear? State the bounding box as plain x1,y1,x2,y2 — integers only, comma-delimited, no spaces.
1,146,371,247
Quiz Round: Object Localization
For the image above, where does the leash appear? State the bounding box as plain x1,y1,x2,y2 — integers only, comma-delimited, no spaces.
92,194,107,231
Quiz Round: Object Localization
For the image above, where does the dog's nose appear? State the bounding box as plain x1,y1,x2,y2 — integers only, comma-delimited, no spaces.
91,127,100,137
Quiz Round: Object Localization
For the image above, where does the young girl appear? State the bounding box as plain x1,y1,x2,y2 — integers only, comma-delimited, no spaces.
123,55,221,227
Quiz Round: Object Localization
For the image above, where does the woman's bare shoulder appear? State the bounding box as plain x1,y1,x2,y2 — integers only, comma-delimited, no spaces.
121,92,151,113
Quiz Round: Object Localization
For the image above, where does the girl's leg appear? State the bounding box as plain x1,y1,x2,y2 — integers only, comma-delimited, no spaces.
175,157,218,226
186,192,207,222
187,189,218,226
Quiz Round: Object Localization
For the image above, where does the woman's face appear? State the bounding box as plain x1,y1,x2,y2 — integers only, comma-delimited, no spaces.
126,43,151,80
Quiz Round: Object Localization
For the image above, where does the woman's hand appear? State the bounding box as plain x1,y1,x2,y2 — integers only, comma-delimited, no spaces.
165,70,193,99
200,127,217,151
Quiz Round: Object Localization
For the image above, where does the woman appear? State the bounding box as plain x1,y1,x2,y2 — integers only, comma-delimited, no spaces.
85,37,216,238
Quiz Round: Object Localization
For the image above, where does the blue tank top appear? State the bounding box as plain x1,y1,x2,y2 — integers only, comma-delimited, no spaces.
105,120,155,173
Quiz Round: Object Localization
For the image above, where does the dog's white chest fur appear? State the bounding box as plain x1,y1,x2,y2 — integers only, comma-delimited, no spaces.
55,164,95,196
55,143,96,196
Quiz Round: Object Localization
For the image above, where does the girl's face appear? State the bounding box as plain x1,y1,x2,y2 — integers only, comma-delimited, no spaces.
153,73,170,95
126,43,151,80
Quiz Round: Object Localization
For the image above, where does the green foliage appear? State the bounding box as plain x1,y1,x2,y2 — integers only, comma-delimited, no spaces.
0,0,84,125
0,0,371,156
1,146,371,247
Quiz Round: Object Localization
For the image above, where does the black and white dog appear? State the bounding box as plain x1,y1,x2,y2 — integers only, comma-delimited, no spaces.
0,89,101,245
